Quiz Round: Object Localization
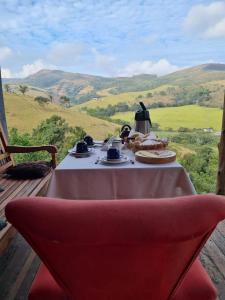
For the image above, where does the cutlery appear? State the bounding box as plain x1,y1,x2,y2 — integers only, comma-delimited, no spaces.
95,157,100,164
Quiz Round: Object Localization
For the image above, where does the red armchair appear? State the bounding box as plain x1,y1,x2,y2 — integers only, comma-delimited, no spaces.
6,194,225,300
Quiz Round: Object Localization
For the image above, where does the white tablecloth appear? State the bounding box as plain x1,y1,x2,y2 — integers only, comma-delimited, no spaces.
47,148,195,200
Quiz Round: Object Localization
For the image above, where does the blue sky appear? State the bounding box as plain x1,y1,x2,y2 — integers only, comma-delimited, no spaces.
0,0,225,78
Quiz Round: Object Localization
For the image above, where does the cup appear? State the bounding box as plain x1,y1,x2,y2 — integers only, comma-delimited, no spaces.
76,141,88,153
107,147,120,160
112,139,122,152
84,135,94,146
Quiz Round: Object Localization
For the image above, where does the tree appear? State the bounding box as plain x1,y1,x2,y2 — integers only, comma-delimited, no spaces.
32,115,70,148
60,96,71,108
146,92,153,98
34,96,50,106
4,84,11,93
49,95,53,103
180,146,217,193
32,115,86,160
9,115,86,162
159,90,167,96
178,127,191,132
19,85,28,95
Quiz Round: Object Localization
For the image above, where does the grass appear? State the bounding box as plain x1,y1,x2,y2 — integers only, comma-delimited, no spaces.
4,93,119,139
111,105,223,131
78,84,175,110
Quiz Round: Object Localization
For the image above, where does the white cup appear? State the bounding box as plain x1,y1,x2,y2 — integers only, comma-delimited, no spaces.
112,139,122,152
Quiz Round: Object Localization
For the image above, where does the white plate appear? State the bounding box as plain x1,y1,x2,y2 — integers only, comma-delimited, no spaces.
93,140,103,145
89,143,103,148
100,155,129,164
105,154,124,161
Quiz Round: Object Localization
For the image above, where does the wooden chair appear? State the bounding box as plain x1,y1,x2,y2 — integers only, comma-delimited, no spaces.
0,122,57,253
6,194,225,300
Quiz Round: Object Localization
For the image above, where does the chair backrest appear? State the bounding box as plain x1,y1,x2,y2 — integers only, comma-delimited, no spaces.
0,122,14,173
6,195,225,300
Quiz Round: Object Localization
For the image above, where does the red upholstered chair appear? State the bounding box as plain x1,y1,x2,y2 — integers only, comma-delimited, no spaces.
5,195,225,300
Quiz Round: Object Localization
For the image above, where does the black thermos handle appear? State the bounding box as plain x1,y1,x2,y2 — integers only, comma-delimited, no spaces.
139,102,146,110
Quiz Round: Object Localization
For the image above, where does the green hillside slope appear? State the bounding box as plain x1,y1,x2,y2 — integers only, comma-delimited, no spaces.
13,70,158,104
112,105,222,131
78,84,175,110
4,63,225,108
4,94,119,139
162,64,225,86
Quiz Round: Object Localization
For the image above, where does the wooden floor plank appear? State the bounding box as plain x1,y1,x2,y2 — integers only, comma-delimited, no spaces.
0,234,33,299
6,250,36,300
0,173,52,254
15,255,40,300
200,251,225,298
202,239,225,279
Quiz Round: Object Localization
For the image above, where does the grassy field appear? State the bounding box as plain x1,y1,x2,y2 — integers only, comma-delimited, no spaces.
78,84,175,110
111,105,223,131
4,93,223,141
4,94,119,139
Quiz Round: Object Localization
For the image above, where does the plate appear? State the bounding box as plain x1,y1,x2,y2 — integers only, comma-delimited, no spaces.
93,140,103,145
135,150,176,164
85,141,103,148
68,148,92,158
105,154,124,161
100,155,129,164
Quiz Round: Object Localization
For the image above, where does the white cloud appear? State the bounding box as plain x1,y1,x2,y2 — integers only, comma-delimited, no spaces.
16,59,55,78
1,68,12,78
0,47,13,62
47,42,84,66
92,49,117,75
184,1,225,39
1,59,55,78
118,59,180,77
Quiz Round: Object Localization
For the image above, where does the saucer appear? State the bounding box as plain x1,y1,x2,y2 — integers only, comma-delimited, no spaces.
106,154,124,161
93,140,103,146
68,148,92,158
100,155,129,164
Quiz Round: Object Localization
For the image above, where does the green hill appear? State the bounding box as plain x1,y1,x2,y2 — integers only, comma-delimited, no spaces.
69,63,225,109
162,64,225,86
5,70,158,104
111,105,222,131
4,63,225,109
4,93,119,139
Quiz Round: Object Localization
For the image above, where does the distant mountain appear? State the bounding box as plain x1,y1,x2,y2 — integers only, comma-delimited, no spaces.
4,70,158,104
4,63,225,105
161,63,225,85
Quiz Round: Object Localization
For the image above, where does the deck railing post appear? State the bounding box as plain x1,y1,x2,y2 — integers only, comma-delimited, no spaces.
0,68,8,140
216,93,225,195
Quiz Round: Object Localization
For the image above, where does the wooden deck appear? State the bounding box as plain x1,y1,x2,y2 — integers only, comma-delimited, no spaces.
0,223,225,300
0,233,40,300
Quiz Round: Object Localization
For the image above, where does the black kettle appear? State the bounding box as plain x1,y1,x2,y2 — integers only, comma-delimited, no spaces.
120,124,131,141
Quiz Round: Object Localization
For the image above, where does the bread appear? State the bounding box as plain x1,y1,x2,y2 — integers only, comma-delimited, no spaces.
127,138,168,152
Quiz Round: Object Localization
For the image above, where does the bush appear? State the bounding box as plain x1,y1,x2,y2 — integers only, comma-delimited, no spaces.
180,146,218,193
34,96,50,105
9,116,86,163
